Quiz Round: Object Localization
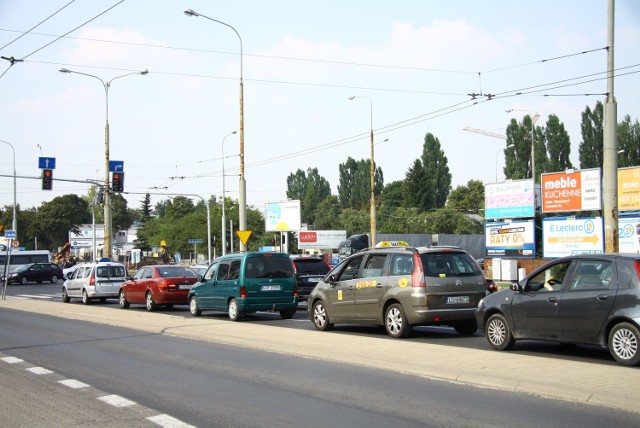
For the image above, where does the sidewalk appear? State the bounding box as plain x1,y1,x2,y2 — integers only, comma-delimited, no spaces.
2,298,639,415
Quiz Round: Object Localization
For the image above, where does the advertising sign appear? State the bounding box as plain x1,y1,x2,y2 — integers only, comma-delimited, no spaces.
70,240,93,248
297,230,347,250
69,226,105,240
484,179,535,219
618,167,640,212
265,200,301,232
618,216,640,254
485,220,535,258
541,168,601,213
542,216,604,258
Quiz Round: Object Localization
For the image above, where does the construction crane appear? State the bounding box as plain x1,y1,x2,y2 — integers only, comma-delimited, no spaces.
462,126,506,140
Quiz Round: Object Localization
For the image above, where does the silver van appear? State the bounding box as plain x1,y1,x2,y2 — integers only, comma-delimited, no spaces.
62,261,127,304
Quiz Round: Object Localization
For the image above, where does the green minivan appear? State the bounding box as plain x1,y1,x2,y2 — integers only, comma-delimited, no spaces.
188,252,298,320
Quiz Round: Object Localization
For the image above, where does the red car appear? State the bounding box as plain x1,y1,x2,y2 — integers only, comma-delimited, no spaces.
119,265,198,311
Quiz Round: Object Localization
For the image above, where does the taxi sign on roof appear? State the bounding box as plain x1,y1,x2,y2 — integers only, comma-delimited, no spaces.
375,240,409,248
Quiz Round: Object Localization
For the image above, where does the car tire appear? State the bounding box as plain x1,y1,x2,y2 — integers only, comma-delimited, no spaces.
609,322,640,366
50,275,58,284
228,299,244,322
21,277,27,285
189,296,201,317
279,308,296,319
62,287,70,303
485,313,515,350
119,290,130,309
145,291,157,312
82,289,91,305
385,303,412,338
312,300,334,331
453,320,478,336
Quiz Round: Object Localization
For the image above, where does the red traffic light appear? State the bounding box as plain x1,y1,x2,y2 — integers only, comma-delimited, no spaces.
42,169,53,190
112,171,124,192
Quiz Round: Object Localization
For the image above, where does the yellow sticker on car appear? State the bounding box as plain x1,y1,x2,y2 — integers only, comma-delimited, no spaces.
398,277,408,288
338,289,343,301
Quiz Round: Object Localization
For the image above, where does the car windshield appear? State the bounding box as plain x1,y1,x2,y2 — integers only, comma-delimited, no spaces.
421,252,481,277
245,255,294,278
158,266,196,278
14,264,31,272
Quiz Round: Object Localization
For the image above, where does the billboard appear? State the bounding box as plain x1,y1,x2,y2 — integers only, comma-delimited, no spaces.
297,230,347,250
485,219,535,258
619,166,640,212
618,216,640,254
264,200,301,232
542,216,604,258
484,179,535,219
541,168,601,213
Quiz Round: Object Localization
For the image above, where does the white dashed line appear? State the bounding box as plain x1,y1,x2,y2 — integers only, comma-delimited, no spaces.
59,379,90,389
16,294,57,299
1,356,24,364
98,394,137,408
26,366,53,375
146,414,196,427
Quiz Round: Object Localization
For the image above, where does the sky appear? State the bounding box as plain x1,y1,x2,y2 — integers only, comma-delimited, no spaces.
1,0,639,219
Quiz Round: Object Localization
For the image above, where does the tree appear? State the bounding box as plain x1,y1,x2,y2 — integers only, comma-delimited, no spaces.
544,114,573,173
338,208,369,236
446,179,485,215
618,115,640,168
165,196,195,219
286,169,307,202
505,116,545,182
132,194,153,253
286,168,332,226
337,157,383,210
312,195,342,230
380,180,406,210
110,193,134,232
405,133,451,210
34,195,90,250
579,101,604,169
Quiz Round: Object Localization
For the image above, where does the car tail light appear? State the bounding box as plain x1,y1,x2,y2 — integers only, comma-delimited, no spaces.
291,262,298,273
89,275,95,286
239,286,247,298
485,279,497,293
634,261,640,280
159,280,172,291
411,253,426,288
293,286,298,297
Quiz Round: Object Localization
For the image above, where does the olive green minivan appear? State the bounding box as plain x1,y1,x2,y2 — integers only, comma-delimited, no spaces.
188,252,298,320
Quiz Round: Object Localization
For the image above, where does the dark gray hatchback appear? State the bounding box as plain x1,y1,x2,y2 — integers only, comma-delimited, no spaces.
476,253,640,366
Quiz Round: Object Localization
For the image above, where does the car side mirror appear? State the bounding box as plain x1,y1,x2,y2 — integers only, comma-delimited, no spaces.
510,282,521,292
197,274,204,283
328,274,337,285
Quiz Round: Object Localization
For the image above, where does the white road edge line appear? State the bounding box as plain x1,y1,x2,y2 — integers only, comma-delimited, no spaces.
1,356,24,364
146,414,196,428
58,379,90,389
26,366,53,375
97,394,137,408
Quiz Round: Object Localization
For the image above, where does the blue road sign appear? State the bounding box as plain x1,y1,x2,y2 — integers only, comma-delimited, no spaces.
188,239,204,244
4,230,16,239
109,160,124,172
38,157,56,169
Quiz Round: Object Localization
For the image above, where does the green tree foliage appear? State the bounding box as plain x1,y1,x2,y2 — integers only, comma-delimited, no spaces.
579,101,604,169
379,207,424,233
446,179,485,215
405,133,451,210
337,157,383,209
110,193,134,232
338,208,369,236
286,168,332,226
544,114,573,173
132,194,153,253
286,169,306,201
312,195,342,230
423,209,483,234
34,195,90,250
618,115,640,167
505,115,545,182
380,180,406,210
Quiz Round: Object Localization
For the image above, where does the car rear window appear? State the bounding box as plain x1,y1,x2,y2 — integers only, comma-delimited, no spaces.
421,252,481,277
158,266,196,278
292,258,330,274
245,255,294,278
96,265,126,278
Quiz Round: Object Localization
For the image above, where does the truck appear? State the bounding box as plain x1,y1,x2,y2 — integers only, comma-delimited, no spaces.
337,234,370,260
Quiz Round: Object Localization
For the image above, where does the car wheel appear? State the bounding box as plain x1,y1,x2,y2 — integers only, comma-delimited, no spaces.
20,277,27,285
385,303,412,338
145,292,157,312
453,320,478,336
486,313,515,350
50,275,58,284
312,300,333,331
279,308,296,319
609,322,640,366
189,296,201,317
119,290,130,309
228,299,244,321
82,289,91,305
62,287,70,303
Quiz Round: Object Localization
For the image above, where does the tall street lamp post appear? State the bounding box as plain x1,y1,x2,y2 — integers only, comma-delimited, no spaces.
348,95,376,246
496,144,514,182
0,140,17,235
60,68,148,260
185,9,247,252
221,130,237,256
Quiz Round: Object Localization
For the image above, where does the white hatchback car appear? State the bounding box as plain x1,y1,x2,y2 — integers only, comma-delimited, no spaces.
62,261,127,304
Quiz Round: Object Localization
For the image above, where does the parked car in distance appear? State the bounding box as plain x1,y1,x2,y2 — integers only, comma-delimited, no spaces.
119,265,198,311
476,253,640,366
188,252,298,321
190,262,209,277
62,261,127,304
290,255,331,301
308,242,490,338
3,262,63,285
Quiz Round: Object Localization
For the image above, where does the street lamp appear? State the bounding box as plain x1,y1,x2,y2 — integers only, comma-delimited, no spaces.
59,67,148,260
221,130,237,255
185,9,247,252
348,95,376,246
0,140,17,236
496,144,514,182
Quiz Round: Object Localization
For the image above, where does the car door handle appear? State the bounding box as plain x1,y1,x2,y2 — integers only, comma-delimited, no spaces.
347,286,354,290
596,294,609,301
547,297,557,303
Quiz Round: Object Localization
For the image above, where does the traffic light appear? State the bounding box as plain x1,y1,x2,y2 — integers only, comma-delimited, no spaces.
112,172,124,192
42,169,53,190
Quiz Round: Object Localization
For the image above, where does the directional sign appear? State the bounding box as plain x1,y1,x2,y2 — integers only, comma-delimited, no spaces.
236,230,252,245
188,239,204,244
4,229,16,239
109,160,124,172
38,157,56,169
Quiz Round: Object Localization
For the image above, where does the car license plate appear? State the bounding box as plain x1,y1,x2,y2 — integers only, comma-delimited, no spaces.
306,277,321,283
178,284,191,290
261,284,281,291
446,296,469,304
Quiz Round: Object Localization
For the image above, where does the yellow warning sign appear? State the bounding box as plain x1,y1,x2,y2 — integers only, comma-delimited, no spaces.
236,230,252,245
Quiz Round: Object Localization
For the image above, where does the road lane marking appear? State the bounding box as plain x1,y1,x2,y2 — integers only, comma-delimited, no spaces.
146,414,195,427
1,356,24,364
59,379,90,389
26,366,54,375
98,394,137,407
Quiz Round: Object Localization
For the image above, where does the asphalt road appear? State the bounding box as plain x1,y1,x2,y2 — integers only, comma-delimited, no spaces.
1,307,637,428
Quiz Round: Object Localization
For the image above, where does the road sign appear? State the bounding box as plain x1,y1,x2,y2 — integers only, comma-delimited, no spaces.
237,230,252,245
12,240,19,248
4,230,16,239
188,239,204,244
38,157,56,169
109,160,124,172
